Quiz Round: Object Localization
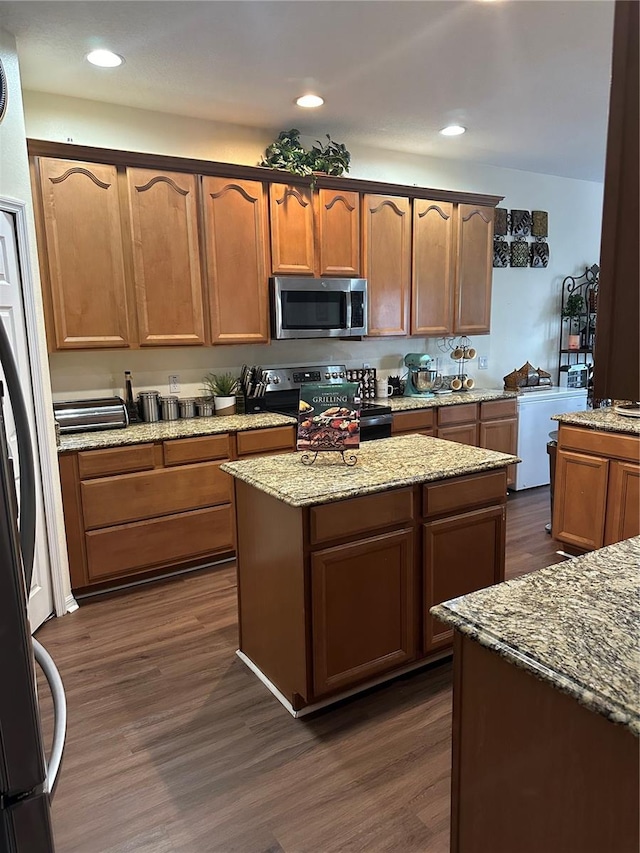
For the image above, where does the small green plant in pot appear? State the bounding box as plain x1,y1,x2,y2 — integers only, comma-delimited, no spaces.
562,293,584,350
202,372,239,416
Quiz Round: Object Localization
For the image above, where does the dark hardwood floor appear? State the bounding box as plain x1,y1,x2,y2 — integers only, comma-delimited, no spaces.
36,487,562,853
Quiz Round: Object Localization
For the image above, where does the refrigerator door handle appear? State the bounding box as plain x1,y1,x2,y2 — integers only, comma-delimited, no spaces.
32,637,66,797
0,320,37,588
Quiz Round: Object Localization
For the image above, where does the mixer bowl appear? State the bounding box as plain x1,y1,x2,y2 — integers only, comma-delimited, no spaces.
410,369,441,393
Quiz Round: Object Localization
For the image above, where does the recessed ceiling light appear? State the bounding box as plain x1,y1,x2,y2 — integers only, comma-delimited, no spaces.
440,125,466,137
86,49,124,68
295,94,324,109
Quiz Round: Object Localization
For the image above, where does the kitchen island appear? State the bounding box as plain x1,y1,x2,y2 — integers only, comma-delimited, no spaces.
433,536,639,853
221,434,518,715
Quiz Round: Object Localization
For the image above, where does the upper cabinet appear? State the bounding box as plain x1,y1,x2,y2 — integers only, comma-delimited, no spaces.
269,183,315,275
363,194,411,337
317,189,361,277
203,176,270,344
454,204,494,335
412,199,455,336
37,158,131,349
126,168,205,346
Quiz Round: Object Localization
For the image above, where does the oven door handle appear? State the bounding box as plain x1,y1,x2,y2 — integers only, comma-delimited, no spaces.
360,414,393,428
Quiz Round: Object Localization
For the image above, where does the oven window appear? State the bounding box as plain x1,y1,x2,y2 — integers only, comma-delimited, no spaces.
281,291,347,330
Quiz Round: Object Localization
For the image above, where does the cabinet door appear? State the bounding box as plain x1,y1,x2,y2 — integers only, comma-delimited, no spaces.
424,505,505,652
317,188,360,276
553,449,609,550
127,168,205,346
479,417,518,487
437,423,478,446
454,204,494,334
311,528,415,697
269,183,315,275
412,199,454,335
203,176,270,344
604,460,640,546
38,158,131,349
363,194,411,336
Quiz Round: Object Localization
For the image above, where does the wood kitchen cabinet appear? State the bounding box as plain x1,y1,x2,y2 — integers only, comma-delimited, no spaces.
412,199,455,335
202,176,270,344
311,528,415,696
454,204,494,334
437,403,479,446
392,408,435,437
126,168,206,346
553,423,640,551
478,399,518,488
363,194,411,336
36,158,132,349
269,182,315,275
317,188,361,276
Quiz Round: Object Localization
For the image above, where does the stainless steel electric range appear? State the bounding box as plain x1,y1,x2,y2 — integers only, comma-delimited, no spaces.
261,364,392,441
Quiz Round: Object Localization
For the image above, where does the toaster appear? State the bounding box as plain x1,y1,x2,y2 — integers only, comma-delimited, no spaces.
53,397,129,434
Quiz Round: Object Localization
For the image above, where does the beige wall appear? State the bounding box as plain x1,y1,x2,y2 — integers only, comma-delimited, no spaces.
24,91,604,399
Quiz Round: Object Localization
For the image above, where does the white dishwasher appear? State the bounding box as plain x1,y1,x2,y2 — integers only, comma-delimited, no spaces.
514,388,588,490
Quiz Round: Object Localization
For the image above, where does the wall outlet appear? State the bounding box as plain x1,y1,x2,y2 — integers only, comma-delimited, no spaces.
478,357,489,370
169,374,180,393
362,362,371,369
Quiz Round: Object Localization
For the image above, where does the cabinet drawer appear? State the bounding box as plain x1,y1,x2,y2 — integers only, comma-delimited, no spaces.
310,487,415,546
81,462,231,529
77,444,155,479
558,425,640,463
437,403,478,426
236,426,295,456
423,470,506,519
85,505,233,580
480,398,517,421
392,409,435,434
163,434,230,466
437,423,478,446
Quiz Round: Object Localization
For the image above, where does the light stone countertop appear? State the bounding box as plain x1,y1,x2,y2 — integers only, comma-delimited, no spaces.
220,433,518,508
432,536,640,735
378,389,518,411
552,408,640,436
57,411,297,453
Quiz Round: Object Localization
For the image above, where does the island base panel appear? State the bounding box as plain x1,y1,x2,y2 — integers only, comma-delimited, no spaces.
451,633,639,853
235,481,308,705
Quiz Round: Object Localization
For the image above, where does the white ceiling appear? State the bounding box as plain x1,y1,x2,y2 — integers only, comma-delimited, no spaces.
0,0,614,181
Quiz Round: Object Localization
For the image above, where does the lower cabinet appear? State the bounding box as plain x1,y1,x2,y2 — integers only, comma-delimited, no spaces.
437,422,478,446
311,529,415,696
235,469,508,711
423,505,505,652
553,424,640,551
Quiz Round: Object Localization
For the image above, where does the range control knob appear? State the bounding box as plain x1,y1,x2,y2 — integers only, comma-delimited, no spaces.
338,371,345,378
271,376,280,384
325,372,331,379
331,372,338,378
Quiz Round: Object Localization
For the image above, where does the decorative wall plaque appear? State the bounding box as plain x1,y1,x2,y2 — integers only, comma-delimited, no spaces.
493,239,509,268
531,210,548,238
510,238,529,267
494,208,508,236
530,240,550,268
510,209,532,237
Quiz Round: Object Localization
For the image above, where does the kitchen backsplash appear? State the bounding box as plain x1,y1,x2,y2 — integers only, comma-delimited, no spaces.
48,336,497,401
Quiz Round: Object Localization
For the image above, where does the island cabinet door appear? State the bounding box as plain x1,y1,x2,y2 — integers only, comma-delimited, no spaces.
311,528,416,697
553,450,609,551
423,505,505,653
603,460,640,546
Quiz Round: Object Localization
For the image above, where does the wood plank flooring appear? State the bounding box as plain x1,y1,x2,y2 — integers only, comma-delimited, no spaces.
36,487,562,853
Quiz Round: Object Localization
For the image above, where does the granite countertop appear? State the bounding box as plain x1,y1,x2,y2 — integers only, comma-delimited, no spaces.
380,389,518,412
432,536,640,735
220,433,518,508
552,408,640,436
57,412,297,453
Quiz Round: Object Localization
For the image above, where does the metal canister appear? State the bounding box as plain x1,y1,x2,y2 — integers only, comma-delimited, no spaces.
159,396,179,421
179,397,196,419
196,397,215,417
138,391,160,422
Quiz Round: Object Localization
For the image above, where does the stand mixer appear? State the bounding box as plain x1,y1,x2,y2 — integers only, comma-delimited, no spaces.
403,353,441,397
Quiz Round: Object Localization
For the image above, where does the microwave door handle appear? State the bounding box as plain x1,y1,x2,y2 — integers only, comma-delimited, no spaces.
346,291,352,331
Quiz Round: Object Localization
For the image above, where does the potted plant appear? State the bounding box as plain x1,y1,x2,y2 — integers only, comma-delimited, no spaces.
562,293,584,350
260,129,351,185
202,372,239,416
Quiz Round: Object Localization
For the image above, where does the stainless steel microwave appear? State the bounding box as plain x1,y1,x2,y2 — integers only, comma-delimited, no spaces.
270,277,367,339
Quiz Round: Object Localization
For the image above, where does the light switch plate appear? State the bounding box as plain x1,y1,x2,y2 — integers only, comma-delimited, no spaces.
478,357,488,370
169,374,180,393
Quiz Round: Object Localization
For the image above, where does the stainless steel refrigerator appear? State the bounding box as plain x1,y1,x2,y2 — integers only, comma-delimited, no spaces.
0,320,66,852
